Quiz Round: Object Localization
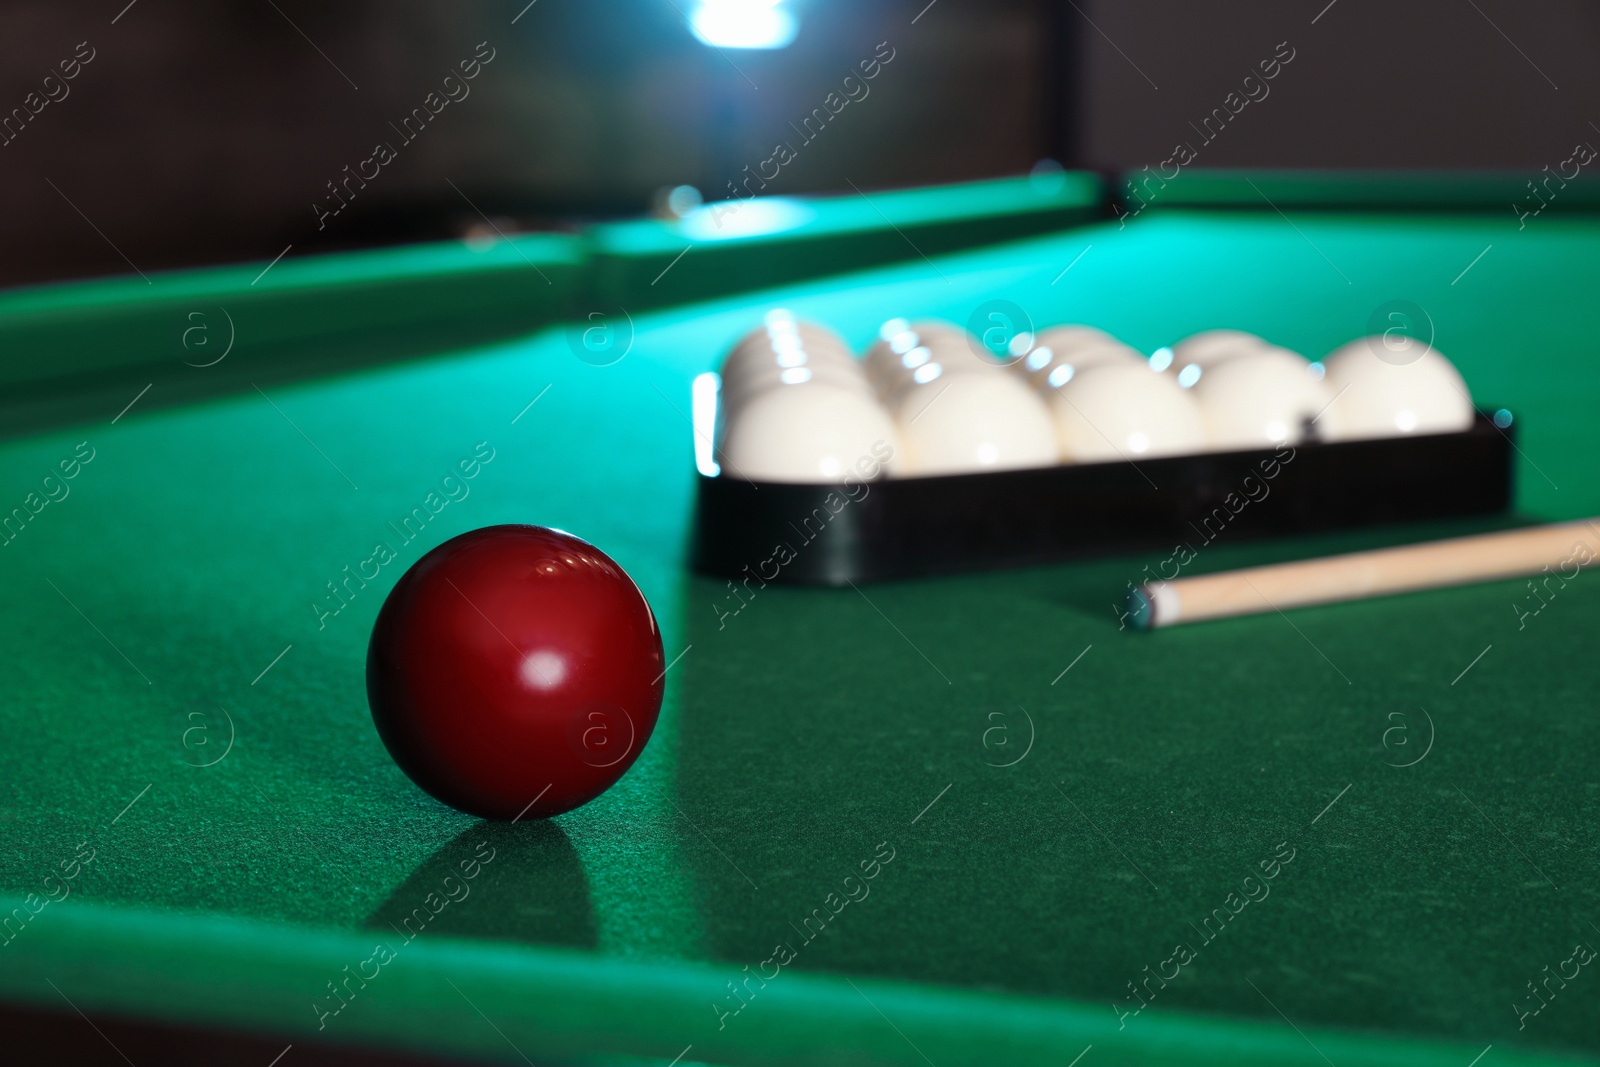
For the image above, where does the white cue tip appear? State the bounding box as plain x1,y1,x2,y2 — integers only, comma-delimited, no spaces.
1125,581,1181,630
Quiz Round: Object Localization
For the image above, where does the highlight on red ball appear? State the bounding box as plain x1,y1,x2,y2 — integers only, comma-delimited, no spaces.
366,524,665,820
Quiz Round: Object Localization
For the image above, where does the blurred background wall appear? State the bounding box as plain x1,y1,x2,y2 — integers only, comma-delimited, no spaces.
1,0,1595,289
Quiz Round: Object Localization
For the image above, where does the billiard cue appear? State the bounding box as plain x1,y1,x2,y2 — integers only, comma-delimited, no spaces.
1126,518,1600,629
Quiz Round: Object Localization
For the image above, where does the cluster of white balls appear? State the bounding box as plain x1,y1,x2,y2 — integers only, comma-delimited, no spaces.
716,310,1477,483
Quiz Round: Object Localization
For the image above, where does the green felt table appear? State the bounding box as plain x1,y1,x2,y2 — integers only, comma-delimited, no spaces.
2,174,1599,1067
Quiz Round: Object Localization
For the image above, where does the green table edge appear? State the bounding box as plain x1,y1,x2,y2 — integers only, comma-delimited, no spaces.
0,173,1107,398
584,172,1106,311
2,894,1589,1067
0,233,586,394
1114,168,1600,212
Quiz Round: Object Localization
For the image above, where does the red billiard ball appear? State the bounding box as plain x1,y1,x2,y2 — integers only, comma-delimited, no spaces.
367,525,664,819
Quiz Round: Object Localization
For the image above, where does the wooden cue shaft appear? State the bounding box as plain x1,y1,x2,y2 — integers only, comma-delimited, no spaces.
1128,519,1600,630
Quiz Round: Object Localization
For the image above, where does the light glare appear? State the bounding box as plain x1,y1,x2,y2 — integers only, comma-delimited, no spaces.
692,372,722,477
690,0,798,50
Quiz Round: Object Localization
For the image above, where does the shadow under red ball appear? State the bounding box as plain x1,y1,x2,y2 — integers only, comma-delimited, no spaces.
367,525,664,819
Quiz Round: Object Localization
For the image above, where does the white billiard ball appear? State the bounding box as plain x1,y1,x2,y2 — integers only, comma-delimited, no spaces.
1318,337,1474,440
1174,329,1271,364
1033,324,1120,353
865,318,989,391
1017,339,1147,392
891,319,972,351
1183,343,1314,383
1156,329,1272,382
741,308,853,353
1013,324,1124,375
1047,361,1205,461
720,359,870,415
888,366,1057,475
863,318,930,387
723,329,857,396
1255,344,1312,367
1189,349,1341,450
719,329,870,450
754,307,853,354
720,381,902,483
724,312,854,374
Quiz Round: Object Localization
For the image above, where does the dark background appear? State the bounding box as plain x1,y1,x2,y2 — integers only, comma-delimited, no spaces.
1,0,1594,289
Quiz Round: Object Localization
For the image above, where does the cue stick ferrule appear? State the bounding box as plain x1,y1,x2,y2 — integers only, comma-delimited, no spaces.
1125,582,1179,630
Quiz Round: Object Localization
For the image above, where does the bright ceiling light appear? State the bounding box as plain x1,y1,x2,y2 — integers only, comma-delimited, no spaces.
689,0,798,49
